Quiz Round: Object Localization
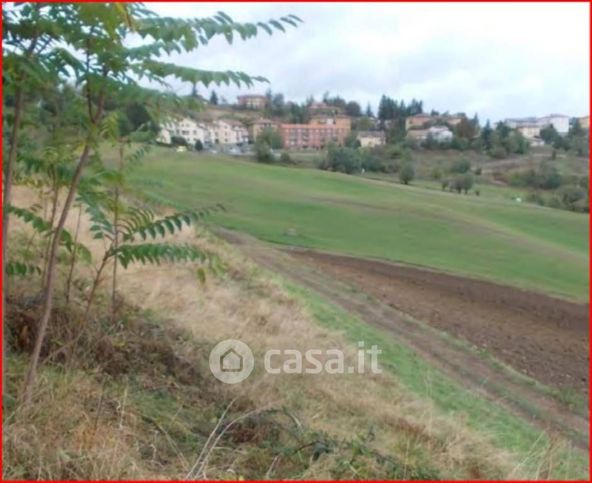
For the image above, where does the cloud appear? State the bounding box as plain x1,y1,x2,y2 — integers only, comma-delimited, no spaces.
146,2,589,121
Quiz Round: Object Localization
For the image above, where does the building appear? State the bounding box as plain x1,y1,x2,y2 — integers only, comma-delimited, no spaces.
516,124,541,140
406,126,453,143
357,131,386,148
237,94,267,110
249,118,280,142
505,114,570,136
405,114,433,130
157,117,212,146
428,126,453,142
405,113,465,131
445,114,465,126
539,114,570,134
280,116,351,150
309,102,342,115
213,119,249,145
578,115,589,130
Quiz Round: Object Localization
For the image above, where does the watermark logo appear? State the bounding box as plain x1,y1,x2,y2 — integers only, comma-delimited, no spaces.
209,339,255,384
209,339,381,384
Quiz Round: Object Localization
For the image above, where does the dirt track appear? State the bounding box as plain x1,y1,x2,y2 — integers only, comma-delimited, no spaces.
287,250,590,395
217,228,589,449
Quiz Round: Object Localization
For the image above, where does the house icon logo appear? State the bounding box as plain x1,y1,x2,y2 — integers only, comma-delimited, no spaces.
220,347,243,372
209,339,254,384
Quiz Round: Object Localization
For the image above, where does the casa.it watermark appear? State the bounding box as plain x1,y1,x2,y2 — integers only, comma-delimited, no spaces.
209,339,381,384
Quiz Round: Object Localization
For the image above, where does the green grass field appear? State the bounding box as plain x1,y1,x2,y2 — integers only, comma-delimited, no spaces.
128,147,588,300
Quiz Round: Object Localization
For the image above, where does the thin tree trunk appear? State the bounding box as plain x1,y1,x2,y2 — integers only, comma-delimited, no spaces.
85,255,109,320
22,78,106,403
42,182,60,288
22,142,92,404
65,206,82,304
111,143,124,324
2,87,25,404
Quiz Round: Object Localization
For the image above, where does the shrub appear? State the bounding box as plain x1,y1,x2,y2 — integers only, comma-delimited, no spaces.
255,140,274,163
322,146,362,174
449,158,471,174
398,163,415,185
452,173,474,194
279,151,292,164
171,135,188,147
559,185,586,211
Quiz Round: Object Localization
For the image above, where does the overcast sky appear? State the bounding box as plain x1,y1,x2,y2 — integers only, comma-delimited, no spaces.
148,2,589,122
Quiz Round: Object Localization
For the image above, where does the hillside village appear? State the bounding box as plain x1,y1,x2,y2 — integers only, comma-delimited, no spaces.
157,92,589,155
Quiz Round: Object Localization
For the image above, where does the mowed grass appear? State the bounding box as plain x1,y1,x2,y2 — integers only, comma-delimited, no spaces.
128,147,588,300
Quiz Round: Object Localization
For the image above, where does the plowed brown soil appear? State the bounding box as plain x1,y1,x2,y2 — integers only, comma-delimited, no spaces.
288,250,589,395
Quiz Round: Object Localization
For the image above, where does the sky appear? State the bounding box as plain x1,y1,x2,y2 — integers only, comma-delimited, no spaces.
148,2,589,122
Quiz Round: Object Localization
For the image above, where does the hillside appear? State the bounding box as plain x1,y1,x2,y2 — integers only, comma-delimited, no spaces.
128,147,588,300
5,185,587,480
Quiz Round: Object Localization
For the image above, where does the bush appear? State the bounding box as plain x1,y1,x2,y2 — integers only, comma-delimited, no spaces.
398,163,415,185
525,191,545,206
256,128,283,149
129,131,153,143
510,163,562,190
559,185,586,211
361,152,389,173
452,173,474,194
279,151,292,164
489,144,507,159
449,158,471,174
171,135,188,147
255,140,274,163
322,146,362,174
194,139,204,151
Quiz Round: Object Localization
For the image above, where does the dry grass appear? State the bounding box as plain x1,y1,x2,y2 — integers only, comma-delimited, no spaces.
3,185,568,480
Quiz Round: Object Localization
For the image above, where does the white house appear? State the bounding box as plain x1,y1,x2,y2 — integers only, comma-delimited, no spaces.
213,119,249,145
158,117,213,146
428,126,453,142
406,126,453,143
357,131,386,148
505,114,570,136
539,114,570,134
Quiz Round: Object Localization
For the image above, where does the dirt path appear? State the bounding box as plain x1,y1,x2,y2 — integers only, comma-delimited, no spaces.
216,228,589,450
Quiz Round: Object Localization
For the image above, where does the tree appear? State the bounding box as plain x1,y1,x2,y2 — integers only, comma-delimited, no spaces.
398,163,415,185
479,121,493,151
454,117,478,140
345,101,362,117
2,3,68,398
171,135,188,146
322,146,362,174
365,103,374,118
344,131,361,148
256,127,283,149
6,2,302,403
209,90,219,105
195,139,204,151
540,124,560,145
452,173,474,194
352,116,374,131
508,131,529,155
255,139,274,163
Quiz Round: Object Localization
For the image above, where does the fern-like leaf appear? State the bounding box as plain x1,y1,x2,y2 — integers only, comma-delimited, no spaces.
7,261,42,277
110,243,208,269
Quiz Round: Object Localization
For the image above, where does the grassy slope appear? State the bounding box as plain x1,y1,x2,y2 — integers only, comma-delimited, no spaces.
129,148,588,300
283,280,588,479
